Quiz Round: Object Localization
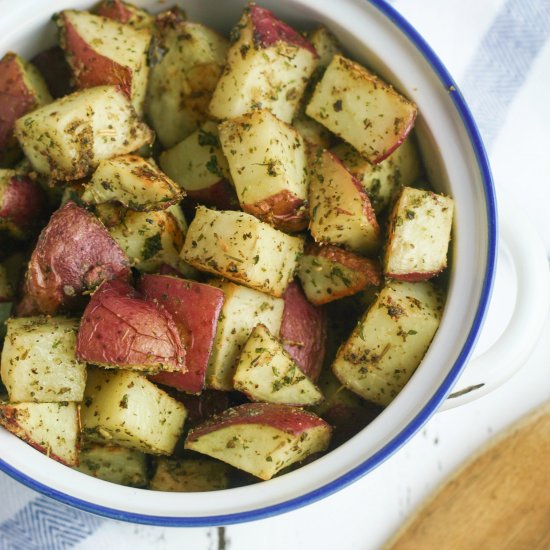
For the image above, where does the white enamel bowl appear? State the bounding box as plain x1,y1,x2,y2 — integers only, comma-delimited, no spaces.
0,0,547,526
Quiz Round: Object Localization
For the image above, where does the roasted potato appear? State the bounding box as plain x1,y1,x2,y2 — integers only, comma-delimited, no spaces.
94,0,154,30
81,367,187,455
56,9,151,114
384,187,454,281
219,109,309,232
150,458,230,492
185,402,331,480
14,85,153,180
1,316,86,403
306,54,417,163
19,201,131,315
280,281,327,381
138,274,225,394
181,206,304,298
76,279,186,373
209,4,317,123
233,324,323,406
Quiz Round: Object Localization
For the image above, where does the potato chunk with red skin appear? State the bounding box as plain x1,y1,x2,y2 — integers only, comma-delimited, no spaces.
138,274,225,393
185,402,331,480
0,170,44,239
95,0,153,30
20,201,131,315
77,279,186,373
280,281,326,382
0,52,51,165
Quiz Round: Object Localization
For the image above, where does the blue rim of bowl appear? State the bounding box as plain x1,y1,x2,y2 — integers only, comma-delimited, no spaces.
0,0,497,527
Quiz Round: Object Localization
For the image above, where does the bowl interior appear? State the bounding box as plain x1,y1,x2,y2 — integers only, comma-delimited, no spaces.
0,0,495,525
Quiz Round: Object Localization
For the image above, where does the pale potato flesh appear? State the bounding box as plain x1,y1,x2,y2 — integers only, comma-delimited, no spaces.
234,324,323,406
206,280,284,391
81,368,187,455
384,187,454,280
0,401,79,466
306,55,417,163
332,280,443,406
76,443,148,487
150,458,230,492
14,85,153,180
1,317,86,403
181,206,304,297
82,155,183,211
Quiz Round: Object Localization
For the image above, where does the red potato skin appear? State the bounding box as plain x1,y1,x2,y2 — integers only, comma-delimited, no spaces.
31,47,73,99
0,404,79,467
21,201,131,315
386,270,443,282
77,278,186,371
95,0,133,23
280,281,326,382
185,402,330,444
185,179,240,211
0,175,44,236
58,13,133,99
370,111,417,165
138,274,225,393
0,53,36,160
248,5,317,56
244,189,308,233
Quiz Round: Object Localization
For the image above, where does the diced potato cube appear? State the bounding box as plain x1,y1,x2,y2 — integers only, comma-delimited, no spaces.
150,458,230,492
209,5,317,123
306,55,417,163
76,443,148,487
181,206,304,297
206,280,284,391
0,401,79,466
384,186,454,281
309,148,380,254
1,316,86,403
332,280,444,406
219,109,308,232
297,243,381,305
82,155,183,211
81,368,187,455
332,135,423,214
234,324,323,406
14,85,153,180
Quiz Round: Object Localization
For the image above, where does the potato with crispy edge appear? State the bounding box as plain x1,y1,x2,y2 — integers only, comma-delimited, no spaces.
19,201,131,315
219,109,309,232
76,443,148,487
308,148,381,255
1,316,86,403
297,243,382,305
234,324,323,406
0,401,79,466
107,205,197,278
0,170,44,239
150,458,230,492
306,55,417,164
384,187,454,281
0,52,52,166
185,402,331,480
82,155,184,211
81,368,187,455
159,121,238,210
206,280,284,391
280,281,326,381
77,279,186,374
147,11,228,147
56,10,151,114
333,135,423,214
181,207,304,298
95,0,154,30
209,4,317,123
332,280,444,407
138,274,225,394
14,85,153,181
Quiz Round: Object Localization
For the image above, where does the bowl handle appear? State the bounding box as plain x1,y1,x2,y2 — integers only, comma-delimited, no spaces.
440,192,549,411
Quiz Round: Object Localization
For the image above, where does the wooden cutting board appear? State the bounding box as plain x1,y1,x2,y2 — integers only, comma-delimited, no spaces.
385,402,550,550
